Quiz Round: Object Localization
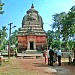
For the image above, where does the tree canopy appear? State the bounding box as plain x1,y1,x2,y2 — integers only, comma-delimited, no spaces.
0,0,4,14
46,5,75,51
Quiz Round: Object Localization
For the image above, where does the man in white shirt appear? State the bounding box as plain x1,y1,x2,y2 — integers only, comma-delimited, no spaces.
57,48,62,66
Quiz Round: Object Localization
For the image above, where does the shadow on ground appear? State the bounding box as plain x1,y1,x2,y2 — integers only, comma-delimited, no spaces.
33,62,48,67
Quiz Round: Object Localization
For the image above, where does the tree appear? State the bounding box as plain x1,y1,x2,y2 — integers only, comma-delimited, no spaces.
46,29,60,49
0,26,8,51
61,5,75,50
51,5,75,52
9,30,18,47
0,0,4,14
2,26,7,41
52,12,66,49
69,5,75,61
46,30,54,48
50,5,75,63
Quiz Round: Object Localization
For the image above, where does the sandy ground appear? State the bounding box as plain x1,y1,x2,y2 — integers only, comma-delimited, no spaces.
0,57,75,75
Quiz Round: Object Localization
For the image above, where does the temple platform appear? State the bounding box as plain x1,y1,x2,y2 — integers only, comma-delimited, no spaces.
17,53,43,59
17,50,43,59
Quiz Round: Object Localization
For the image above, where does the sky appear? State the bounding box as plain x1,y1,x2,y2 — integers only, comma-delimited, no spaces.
0,0,75,34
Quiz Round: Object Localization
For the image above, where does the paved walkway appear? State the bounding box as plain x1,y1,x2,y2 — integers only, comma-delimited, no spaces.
44,66,72,75
44,59,75,75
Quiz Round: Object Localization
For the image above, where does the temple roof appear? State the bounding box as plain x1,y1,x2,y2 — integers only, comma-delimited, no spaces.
27,4,38,13
18,4,46,36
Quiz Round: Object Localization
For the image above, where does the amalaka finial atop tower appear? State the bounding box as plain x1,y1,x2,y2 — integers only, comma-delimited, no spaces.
31,4,34,8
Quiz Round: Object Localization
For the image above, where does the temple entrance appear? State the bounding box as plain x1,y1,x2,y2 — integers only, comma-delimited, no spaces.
30,42,34,50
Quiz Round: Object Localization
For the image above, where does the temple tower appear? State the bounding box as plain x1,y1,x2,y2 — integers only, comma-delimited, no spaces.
17,4,47,52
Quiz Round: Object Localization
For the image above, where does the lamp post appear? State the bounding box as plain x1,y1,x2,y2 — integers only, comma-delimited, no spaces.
8,23,16,59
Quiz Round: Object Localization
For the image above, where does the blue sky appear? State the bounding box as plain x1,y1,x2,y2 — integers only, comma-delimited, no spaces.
0,0,75,33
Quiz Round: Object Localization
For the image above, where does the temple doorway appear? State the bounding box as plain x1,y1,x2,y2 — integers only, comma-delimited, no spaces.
30,42,34,50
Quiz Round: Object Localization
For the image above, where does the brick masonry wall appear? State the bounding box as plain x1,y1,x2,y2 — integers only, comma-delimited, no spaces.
18,35,47,51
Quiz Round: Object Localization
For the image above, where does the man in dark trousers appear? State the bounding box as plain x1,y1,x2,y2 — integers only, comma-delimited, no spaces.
49,48,54,66
57,48,62,66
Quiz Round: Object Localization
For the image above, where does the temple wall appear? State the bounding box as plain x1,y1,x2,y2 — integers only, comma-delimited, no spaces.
18,36,27,46
17,35,47,52
36,36,47,43
36,36,47,50
18,36,27,43
27,36,36,41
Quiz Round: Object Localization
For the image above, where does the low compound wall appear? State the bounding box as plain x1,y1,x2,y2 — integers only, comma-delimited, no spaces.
62,52,74,58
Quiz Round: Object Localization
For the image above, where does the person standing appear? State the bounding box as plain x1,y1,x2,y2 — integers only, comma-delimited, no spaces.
43,50,47,64
57,48,62,66
49,48,54,66
47,49,50,65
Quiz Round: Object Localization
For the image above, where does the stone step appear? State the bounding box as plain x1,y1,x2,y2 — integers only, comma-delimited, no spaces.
25,50,41,54
17,53,43,59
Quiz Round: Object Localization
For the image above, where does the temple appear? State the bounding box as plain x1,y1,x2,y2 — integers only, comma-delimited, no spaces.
17,4,47,52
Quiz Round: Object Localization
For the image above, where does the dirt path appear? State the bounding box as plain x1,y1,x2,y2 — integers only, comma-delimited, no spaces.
17,58,53,75
0,58,53,75
0,57,75,75
14,58,75,75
